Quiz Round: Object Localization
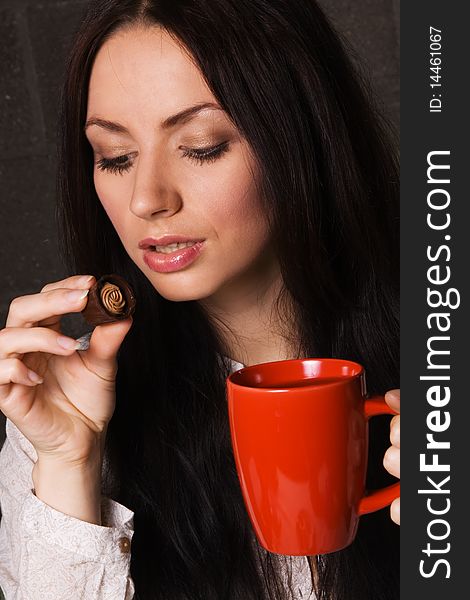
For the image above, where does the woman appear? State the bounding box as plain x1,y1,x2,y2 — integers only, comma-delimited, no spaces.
0,0,400,598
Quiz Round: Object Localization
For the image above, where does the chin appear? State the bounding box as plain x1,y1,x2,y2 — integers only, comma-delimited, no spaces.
157,289,205,302
150,277,219,303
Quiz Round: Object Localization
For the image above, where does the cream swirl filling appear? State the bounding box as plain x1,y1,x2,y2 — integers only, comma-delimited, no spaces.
101,282,126,314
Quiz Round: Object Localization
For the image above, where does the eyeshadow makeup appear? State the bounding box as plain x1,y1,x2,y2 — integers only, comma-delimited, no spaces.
81,274,136,326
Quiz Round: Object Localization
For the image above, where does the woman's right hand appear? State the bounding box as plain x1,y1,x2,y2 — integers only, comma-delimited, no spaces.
0,274,134,467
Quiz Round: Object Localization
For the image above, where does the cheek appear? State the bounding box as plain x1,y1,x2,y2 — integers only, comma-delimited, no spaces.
209,171,270,252
94,174,130,235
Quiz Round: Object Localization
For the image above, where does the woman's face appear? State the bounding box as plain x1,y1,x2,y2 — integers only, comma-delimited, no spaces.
85,25,278,305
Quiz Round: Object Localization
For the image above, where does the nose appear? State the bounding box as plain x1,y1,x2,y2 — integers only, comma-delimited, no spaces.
129,152,182,219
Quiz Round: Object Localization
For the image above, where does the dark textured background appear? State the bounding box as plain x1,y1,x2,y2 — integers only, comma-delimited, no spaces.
0,0,399,445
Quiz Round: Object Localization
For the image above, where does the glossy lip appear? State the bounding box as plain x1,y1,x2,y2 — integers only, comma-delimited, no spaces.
143,240,205,273
138,235,206,249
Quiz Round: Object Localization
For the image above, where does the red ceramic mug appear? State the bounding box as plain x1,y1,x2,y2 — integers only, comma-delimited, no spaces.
226,358,400,556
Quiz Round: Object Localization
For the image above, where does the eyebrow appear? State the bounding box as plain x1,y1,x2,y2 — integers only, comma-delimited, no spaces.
84,102,222,134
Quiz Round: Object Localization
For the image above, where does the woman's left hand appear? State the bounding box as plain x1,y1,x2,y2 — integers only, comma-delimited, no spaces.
383,389,400,525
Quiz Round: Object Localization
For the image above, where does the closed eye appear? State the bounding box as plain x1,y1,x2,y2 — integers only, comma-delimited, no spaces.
181,141,230,165
95,141,230,175
96,154,133,175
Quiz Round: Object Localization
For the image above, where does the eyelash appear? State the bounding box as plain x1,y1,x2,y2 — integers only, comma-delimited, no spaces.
95,141,230,175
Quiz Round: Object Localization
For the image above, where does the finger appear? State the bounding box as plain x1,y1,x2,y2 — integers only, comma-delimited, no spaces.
79,317,133,381
5,282,94,330
0,357,44,392
39,275,95,330
385,389,400,413
390,414,400,448
0,327,82,360
40,274,95,294
390,497,400,525
383,445,400,478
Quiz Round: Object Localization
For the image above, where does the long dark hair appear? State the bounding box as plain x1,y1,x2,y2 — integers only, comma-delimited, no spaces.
56,1,399,598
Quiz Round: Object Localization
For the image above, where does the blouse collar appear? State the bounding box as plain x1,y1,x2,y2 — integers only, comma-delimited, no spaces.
222,355,245,374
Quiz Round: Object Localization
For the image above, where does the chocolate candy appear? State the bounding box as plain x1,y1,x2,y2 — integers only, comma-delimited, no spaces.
81,274,136,326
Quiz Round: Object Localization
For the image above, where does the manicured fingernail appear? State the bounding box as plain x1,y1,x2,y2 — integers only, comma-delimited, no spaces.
57,336,80,350
66,289,89,302
27,369,43,383
78,275,94,286
75,332,92,351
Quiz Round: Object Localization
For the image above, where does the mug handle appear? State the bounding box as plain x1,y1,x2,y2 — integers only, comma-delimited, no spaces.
358,394,400,516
